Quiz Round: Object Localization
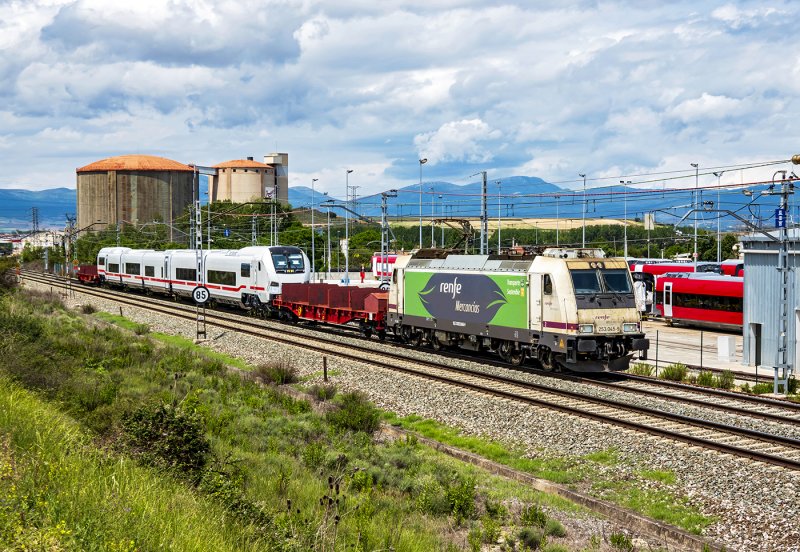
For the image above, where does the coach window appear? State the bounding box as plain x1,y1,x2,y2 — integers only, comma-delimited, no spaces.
144,266,155,277
125,263,140,275
543,274,553,295
241,263,251,278
175,268,196,282
108,263,119,273
208,270,236,286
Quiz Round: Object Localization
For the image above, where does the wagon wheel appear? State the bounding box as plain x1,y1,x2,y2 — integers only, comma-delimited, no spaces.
377,329,386,342
361,325,373,339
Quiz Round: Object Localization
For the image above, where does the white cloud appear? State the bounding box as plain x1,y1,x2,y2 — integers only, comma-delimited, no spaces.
670,93,743,122
414,119,502,165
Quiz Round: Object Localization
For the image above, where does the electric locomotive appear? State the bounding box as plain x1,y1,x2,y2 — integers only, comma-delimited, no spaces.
387,248,648,372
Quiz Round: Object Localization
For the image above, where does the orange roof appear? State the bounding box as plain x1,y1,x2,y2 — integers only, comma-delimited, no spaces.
213,159,272,169
77,155,194,173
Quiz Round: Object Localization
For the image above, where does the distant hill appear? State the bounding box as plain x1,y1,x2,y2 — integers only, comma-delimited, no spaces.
0,188,76,231
1,177,784,233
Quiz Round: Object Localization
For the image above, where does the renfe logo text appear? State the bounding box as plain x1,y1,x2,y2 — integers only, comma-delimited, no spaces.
439,277,462,299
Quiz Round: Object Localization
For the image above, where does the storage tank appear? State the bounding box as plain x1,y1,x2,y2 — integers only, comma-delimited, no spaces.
76,154,194,233
210,157,277,203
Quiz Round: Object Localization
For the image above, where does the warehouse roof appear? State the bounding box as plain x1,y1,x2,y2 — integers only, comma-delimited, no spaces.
77,155,194,173
213,159,272,169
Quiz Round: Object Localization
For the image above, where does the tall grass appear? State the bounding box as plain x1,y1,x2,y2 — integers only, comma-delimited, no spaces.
0,379,252,551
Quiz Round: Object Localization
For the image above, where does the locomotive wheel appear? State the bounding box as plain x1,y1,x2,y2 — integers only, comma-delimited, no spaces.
508,348,525,366
431,335,443,351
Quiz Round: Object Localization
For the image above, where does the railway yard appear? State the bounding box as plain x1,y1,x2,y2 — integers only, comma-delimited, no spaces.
18,271,800,551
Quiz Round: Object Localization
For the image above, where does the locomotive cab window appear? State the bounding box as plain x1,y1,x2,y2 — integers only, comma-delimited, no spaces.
271,251,305,273
570,270,600,294
601,269,632,293
543,274,553,295
241,263,251,278
98,257,105,266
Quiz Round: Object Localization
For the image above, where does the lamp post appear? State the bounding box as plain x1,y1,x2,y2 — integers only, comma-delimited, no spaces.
691,162,699,269
439,194,444,246
713,171,723,262
620,180,631,259
344,169,353,284
311,178,318,279
579,173,586,248
418,158,427,249
430,185,435,247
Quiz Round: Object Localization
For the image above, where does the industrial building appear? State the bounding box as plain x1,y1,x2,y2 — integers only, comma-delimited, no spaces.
210,153,288,204
741,230,798,384
76,154,194,232
76,152,289,235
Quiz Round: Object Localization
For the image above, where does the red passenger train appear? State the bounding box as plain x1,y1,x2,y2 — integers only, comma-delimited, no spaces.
655,273,743,331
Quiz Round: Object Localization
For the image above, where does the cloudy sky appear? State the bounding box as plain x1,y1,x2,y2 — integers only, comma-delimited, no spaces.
2,0,799,199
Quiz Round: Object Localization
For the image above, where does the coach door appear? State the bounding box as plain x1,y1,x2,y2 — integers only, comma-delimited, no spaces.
663,282,673,317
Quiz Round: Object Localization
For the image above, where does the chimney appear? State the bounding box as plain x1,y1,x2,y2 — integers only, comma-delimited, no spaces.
247,156,254,161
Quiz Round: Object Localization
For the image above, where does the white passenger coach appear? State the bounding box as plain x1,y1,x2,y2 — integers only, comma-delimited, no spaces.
97,245,310,308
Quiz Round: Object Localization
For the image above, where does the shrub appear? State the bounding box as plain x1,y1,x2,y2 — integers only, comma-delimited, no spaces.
302,442,325,470
121,402,210,478
609,531,634,552
326,391,380,433
628,363,653,377
132,323,150,335
740,383,751,393
544,518,566,537
308,383,337,402
716,370,735,390
255,358,298,385
446,474,476,524
520,503,547,527
660,363,688,382
484,497,508,520
481,515,501,543
751,383,773,395
467,524,482,552
80,304,97,314
416,477,450,515
789,376,798,395
695,371,714,386
517,527,546,550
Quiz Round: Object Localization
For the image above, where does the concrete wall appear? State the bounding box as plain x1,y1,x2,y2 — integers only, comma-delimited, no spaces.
210,167,275,203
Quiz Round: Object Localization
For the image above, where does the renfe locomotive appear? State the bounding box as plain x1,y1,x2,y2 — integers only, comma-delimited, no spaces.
91,246,648,372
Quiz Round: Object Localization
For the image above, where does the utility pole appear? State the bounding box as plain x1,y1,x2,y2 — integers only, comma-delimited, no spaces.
471,171,488,254
251,214,257,245
311,178,318,279
496,181,501,253
691,163,699,269
771,168,794,394
713,171,724,262
344,169,353,284
419,158,427,249
380,190,398,283
194,168,206,341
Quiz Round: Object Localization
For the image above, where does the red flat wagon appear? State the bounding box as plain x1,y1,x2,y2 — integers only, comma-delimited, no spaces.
274,282,389,338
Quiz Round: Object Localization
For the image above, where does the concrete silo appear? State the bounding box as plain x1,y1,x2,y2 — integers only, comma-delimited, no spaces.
76,154,195,232
210,153,288,205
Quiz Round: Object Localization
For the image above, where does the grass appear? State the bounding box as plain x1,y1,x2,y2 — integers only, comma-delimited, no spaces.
592,480,714,534
0,379,250,551
383,412,583,484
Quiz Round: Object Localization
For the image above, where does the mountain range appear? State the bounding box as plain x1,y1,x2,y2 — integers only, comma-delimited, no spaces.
0,176,786,233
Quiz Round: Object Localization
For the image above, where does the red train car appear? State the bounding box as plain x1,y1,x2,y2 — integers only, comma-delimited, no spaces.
76,264,101,285
720,259,744,276
273,282,389,338
655,273,743,331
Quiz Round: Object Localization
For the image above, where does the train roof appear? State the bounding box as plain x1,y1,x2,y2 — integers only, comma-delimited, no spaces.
656,272,743,295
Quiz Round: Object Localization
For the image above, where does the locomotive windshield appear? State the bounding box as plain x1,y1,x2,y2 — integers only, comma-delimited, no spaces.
570,269,632,294
271,250,305,273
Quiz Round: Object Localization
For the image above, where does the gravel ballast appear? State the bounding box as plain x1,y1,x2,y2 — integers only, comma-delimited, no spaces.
25,280,800,552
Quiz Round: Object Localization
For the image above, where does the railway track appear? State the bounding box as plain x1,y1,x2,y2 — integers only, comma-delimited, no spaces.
22,271,800,471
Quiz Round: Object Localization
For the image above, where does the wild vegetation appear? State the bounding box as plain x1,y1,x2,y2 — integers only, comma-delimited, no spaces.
1,287,615,550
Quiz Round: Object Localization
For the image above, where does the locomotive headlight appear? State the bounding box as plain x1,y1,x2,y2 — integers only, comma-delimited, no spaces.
579,324,595,334
622,322,639,333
